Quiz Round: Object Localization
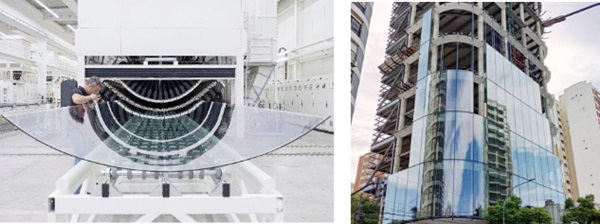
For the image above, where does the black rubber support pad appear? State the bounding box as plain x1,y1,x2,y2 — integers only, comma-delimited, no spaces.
223,183,230,197
162,183,170,198
86,68,235,78
102,183,109,198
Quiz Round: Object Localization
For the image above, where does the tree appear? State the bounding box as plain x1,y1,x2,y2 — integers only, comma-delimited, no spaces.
351,194,380,224
562,194,600,224
484,195,553,224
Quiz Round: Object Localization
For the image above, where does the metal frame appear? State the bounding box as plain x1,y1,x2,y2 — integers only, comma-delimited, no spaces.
48,160,284,222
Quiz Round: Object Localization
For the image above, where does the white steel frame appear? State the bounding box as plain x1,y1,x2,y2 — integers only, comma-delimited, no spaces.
48,160,284,222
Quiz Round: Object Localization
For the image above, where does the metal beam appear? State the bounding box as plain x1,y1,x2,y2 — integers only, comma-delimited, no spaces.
59,0,77,16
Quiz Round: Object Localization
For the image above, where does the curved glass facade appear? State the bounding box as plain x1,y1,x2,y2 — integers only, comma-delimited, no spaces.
382,44,565,223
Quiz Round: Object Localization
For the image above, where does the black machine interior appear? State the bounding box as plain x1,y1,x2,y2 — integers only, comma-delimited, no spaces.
77,79,233,166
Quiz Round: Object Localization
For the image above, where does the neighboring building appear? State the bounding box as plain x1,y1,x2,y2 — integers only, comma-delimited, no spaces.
351,2,374,121
548,96,577,200
354,152,386,200
558,81,600,201
261,0,334,132
368,3,565,223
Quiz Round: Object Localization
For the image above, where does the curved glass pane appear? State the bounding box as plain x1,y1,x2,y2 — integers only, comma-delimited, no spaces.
3,104,326,171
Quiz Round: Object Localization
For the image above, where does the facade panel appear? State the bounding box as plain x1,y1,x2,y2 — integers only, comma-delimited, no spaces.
382,42,564,223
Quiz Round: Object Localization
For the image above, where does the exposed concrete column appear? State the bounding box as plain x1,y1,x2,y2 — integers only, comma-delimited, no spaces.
392,136,403,173
393,97,408,173
519,4,526,47
501,5,508,58
35,39,47,103
398,97,407,129
410,5,417,26
407,32,414,47
477,3,485,75
535,3,542,37
519,3,529,75
403,65,410,83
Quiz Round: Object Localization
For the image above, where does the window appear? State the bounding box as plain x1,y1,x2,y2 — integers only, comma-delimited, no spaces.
351,41,359,63
351,16,362,36
353,2,367,13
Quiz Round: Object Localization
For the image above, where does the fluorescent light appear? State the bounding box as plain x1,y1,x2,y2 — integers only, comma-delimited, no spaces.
34,0,60,18
67,24,75,32
0,32,13,39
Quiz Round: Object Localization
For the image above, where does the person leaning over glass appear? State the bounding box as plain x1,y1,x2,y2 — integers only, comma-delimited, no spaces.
70,76,102,194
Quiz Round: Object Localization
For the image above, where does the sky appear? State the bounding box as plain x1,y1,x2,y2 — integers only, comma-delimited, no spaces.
350,2,600,182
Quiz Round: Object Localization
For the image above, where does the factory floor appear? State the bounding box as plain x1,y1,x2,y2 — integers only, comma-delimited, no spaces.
0,117,333,222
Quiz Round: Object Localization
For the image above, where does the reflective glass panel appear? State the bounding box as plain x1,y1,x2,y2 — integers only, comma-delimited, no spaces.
442,160,454,216
443,113,456,159
409,119,424,167
414,78,428,119
406,164,422,220
506,95,516,132
417,9,432,81
514,100,524,136
446,70,458,111
455,112,473,161
522,106,532,142
454,70,474,112
472,115,485,162
495,48,506,89
453,160,474,216
4,105,326,171
472,162,486,217
511,65,522,101
486,45,497,83
383,174,400,223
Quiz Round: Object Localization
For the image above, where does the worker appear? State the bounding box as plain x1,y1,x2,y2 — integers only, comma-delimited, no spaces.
71,76,102,106
70,76,103,194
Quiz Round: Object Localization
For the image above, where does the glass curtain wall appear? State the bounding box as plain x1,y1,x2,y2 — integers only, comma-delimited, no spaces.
383,8,564,223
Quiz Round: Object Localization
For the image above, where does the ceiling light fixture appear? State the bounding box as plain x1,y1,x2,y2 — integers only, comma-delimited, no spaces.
34,0,60,18
67,24,75,32
0,32,13,39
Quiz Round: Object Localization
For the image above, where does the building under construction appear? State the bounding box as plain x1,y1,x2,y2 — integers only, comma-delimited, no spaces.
367,2,566,223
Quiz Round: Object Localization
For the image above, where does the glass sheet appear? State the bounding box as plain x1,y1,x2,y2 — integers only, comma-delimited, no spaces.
3,103,326,171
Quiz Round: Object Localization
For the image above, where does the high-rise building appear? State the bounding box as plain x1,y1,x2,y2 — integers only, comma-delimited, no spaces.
354,152,386,200
548,96,577,200
351,2,374,121
558,81,600,200
368,3,566,223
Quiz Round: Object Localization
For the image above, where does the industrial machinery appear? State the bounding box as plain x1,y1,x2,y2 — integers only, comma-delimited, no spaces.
2,0,326,222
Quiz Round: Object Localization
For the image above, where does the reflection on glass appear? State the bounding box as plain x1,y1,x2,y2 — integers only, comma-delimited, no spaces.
472,115,485,162
383,44,567,223
3,105,326,171
417,9,433,81
409,119,424,166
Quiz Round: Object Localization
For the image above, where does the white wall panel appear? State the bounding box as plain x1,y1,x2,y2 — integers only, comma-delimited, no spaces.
121,0,204,28
300,0,333,46
78,0,123,28
120,28,242,55
200,1,243,29
277,9,295,50
75,28,121,55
